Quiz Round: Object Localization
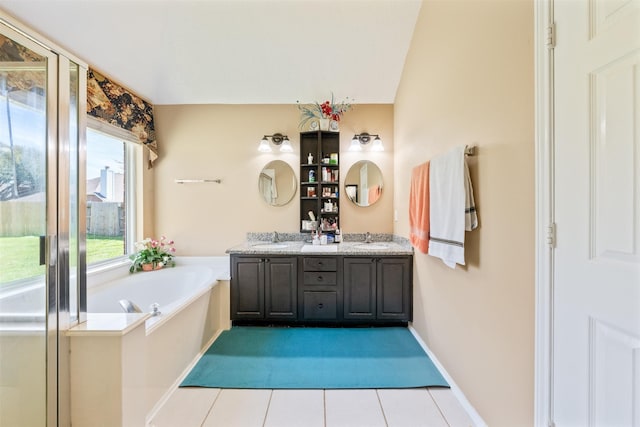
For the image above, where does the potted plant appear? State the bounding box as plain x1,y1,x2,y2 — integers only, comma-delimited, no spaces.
129,236,176,273
297,93,353,130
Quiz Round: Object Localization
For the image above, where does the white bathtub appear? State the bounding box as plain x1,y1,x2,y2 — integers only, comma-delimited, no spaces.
70,256,231,427
87,263,218,331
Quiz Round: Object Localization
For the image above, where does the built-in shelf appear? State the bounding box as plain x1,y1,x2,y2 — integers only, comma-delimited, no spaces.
300,131,340,233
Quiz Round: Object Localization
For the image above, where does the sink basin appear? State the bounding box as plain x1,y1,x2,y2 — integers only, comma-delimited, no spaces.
355,243,389,250
251,243,289,249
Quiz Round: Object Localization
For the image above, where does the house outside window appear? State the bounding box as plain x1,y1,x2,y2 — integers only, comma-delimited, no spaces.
86,126,139,265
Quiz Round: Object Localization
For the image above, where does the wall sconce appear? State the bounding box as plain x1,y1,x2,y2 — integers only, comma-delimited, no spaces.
349,132,384,152
258,133,293,153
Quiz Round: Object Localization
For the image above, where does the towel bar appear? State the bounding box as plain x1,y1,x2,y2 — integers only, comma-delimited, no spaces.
464,146,475,156
174,179,222,184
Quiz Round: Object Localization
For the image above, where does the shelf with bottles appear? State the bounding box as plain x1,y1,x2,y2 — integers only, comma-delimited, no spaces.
319,166,339,183
319,152,339,166
319,218,339,232
300,131,340,233
321,185,339,197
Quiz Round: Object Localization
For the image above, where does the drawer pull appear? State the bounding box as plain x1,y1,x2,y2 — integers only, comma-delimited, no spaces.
318,303,324,309
317,275,323,281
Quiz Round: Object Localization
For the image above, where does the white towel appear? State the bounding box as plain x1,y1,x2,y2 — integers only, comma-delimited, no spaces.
464,160,478,231
428,145,475,268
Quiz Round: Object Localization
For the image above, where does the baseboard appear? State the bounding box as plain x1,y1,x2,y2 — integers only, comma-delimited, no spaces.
408,325,487,427
145,328,225,427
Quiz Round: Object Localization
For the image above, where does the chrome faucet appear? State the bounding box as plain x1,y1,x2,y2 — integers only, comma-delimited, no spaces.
272,231,280,243
150,303,162,316
365,232,372,243
118,299,142,313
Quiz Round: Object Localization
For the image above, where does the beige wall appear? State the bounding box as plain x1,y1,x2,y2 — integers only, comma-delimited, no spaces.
394,1,534,425
153,104,394,255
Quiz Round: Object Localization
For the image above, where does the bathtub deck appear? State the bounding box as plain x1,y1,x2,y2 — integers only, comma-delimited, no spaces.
66,313,151,336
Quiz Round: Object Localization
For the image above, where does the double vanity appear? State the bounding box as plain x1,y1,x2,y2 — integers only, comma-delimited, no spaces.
227,236,413,326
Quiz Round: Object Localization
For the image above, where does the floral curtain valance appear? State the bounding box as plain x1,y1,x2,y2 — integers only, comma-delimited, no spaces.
87,68,158,167
0,35,46,94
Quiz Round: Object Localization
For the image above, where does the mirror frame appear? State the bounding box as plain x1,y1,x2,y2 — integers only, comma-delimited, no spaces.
258,160,297,207
343,160,383,207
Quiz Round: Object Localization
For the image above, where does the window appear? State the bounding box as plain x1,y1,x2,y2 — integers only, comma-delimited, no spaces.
86,125,139,265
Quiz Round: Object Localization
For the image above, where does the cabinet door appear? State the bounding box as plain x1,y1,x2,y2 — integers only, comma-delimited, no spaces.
264,257,298,320
343,257,376,320
303,291,338,320
377,257,412,321
231,257,264,320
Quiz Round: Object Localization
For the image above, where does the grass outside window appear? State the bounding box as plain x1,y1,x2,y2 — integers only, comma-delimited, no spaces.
0,235,125,284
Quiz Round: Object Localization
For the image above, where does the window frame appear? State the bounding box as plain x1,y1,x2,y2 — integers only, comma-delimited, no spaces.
85,116,141,270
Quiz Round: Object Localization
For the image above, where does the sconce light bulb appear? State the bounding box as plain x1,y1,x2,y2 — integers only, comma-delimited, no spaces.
258,137,272,152
371,136,384,152
280,137,293,152
348,136,363,152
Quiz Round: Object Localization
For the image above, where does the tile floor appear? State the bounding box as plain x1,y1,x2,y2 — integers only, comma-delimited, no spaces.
149,386,475,427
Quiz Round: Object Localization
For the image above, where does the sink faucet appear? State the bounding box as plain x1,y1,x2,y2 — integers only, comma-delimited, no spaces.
272,231,279,243
365,232,372,243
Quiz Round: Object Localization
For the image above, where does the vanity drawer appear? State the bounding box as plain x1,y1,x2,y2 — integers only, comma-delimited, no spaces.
303,291,337,320
303,271,337,286
303,257,337,272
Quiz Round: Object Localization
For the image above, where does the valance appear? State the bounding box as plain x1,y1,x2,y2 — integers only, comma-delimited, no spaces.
87,68,158,167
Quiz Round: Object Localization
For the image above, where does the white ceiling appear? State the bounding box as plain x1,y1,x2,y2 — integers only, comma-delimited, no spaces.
0,0,421,105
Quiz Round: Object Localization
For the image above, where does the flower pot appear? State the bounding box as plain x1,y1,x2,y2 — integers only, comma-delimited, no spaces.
141,263,163,271
318,118,330,131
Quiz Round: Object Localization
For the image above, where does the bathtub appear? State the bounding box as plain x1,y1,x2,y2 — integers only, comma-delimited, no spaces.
87,263,219,331
69,256,231,427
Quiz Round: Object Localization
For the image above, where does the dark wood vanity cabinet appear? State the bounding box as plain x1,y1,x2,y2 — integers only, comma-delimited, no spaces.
343,257,412,322
231,254,412,325
299,256,341,321
231,256,297,321
375,257,413,321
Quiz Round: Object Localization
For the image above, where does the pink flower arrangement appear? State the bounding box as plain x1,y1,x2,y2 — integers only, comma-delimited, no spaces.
129,236,176,272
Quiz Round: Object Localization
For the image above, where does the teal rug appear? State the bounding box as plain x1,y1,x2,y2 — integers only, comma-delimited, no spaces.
180,327,449,389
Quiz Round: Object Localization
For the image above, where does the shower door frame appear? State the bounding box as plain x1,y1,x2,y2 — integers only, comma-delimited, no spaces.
0,11,87,427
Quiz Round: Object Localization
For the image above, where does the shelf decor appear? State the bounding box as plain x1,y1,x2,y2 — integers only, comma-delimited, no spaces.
296,93,353,131
129,236,176,273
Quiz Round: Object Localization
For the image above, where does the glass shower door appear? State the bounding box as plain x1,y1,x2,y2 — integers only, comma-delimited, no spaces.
0,29,58,427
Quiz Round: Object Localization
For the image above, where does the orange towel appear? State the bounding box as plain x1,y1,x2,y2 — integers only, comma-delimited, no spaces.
368,185,381,204
409,161,430,253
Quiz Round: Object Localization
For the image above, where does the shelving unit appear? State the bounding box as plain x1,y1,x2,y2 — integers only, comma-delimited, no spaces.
299,131,340,233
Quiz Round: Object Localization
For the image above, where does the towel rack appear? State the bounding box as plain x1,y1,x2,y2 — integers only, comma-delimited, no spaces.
464,146,475,156
174,179,222,184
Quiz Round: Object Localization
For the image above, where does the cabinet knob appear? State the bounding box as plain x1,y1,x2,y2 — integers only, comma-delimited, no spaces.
318,303,324,309
317,275,323,281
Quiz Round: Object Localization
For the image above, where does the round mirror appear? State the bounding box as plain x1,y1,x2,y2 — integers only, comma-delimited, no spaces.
344,160,384,207
258,160,297,206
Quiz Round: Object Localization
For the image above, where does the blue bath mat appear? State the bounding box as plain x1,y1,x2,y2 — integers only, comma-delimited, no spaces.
180,327,449,389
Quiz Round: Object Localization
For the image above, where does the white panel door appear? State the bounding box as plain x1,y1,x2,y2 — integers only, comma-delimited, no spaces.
553,0,640,426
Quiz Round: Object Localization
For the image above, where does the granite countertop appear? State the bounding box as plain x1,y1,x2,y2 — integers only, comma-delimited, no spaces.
226,234,414,256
